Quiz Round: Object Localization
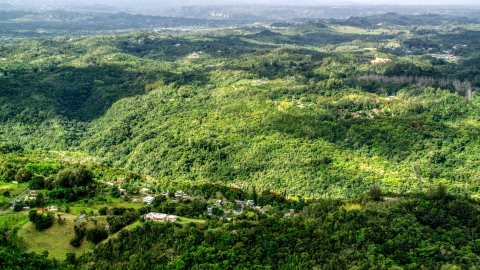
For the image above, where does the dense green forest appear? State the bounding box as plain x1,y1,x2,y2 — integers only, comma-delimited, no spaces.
1,10,480,269
1,14,480,197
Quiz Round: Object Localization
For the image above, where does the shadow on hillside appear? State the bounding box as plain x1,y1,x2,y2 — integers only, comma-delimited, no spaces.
118,35,276,61
0,63,211,122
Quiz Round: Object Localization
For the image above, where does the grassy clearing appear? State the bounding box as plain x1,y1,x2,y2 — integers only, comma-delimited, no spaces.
71,202,145,212
178,217,206,228
0,182,28,204
0,182,29,195
329,25,389,35
18,219,92,260
0,212,29,228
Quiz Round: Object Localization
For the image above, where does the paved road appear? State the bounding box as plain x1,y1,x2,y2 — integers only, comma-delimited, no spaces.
3,187,29,210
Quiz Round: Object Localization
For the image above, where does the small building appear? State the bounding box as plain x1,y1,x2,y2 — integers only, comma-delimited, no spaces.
207,206,213,213
145,212,168,221
284,213,292,219
132,198,139,203
30,190,38,196
119,188,127,193
143,196,155,205
79,214,86,220
11,181,18,184
234,209,243,215
23,206,30,211
167,215,178,222
214,200,222,207
48,206,58,211
175,190,184,198
140,188,150,194
246,200,255,206
145,212,178,223
235,200,244,205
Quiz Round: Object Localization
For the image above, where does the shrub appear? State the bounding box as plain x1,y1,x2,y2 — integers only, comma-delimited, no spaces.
368,185,383,201
86,227,108,244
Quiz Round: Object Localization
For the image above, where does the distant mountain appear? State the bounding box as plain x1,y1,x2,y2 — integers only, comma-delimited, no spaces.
0,0,324,8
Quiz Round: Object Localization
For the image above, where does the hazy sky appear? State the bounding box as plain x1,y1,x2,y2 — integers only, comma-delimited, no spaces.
1,0,479,5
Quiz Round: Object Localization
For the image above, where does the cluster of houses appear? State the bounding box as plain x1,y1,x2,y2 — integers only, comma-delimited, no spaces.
145,212,178,222
137,190,191,205
25,190,38,201
428,52,460,62
104,182,296,220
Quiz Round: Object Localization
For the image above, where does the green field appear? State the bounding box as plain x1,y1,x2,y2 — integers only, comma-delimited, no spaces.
0,212,29,228
17,215,101,260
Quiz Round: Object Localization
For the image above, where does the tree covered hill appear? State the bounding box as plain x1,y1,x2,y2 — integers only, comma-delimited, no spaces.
1,18,480,198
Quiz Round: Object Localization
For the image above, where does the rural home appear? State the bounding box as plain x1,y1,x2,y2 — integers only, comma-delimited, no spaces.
140,188,150,194
167,215,178,222
145,212,178,222
143,196,155,205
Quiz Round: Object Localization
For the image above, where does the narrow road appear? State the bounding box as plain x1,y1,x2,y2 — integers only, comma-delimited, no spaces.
4,187,29,210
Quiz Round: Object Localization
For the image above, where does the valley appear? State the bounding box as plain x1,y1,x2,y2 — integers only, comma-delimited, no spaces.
1,8,480,269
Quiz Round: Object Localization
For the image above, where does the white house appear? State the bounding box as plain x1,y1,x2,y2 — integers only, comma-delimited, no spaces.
140,188,150,194
145,212,168,221
145,212,178,222
167,215,178,222
143,196,155,205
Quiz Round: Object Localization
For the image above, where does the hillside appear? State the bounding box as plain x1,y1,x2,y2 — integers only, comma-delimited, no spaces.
1,14,480,199
1,10,480,269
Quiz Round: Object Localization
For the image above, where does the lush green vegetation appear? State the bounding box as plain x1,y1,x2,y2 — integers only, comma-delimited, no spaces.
1,17,480,197
74,191,480,269
1,10,480,269
4,184,480,269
